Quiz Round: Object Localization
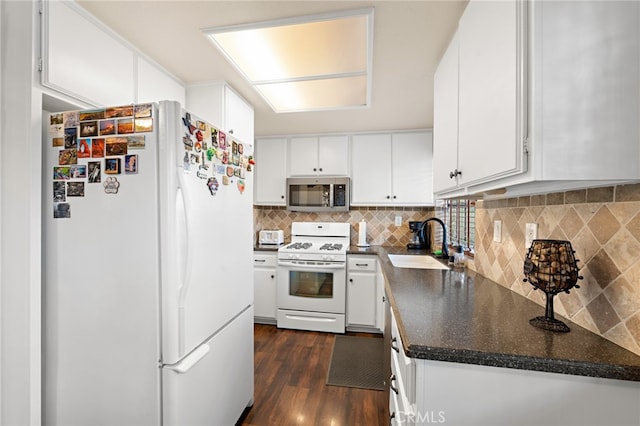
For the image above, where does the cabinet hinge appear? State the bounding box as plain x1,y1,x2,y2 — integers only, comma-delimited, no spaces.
38,0,43,14
523,137,529,155
38,58,43,72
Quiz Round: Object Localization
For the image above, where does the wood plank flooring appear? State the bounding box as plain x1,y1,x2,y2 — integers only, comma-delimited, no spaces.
237,324,388,426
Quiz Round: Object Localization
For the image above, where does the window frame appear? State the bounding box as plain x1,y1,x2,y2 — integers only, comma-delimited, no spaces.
440,199,476,257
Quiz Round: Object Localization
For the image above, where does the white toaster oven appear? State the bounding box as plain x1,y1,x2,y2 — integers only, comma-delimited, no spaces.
259,230,284,245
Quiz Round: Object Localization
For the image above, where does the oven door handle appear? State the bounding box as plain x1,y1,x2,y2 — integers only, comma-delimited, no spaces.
277,261,345,270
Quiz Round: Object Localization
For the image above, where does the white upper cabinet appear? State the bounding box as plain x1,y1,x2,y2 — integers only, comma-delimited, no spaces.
186,82,254,145
352,131,433,206
433,0,526,196
433,0,640,198
433,32,460,194
254,137,287,206
137,57,186,105
289,135,349,176
41,1,185,107
534,0,639,181
42,1,135,106
351,134,393,204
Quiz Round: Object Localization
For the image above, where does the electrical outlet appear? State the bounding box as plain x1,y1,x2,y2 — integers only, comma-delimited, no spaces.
395,215,402,226
525,223,538,249
493,220,502,243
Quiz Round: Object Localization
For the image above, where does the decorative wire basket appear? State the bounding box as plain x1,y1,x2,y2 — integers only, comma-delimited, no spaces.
523,239,583,332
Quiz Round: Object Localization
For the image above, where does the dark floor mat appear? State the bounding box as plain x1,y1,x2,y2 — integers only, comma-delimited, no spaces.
326,335,385,391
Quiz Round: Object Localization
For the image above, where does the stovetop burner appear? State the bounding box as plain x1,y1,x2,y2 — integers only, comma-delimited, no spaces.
319,243,343,251
284,242,313,250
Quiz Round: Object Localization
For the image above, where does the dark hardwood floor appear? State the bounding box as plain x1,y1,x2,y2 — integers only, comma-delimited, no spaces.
237,324,388,426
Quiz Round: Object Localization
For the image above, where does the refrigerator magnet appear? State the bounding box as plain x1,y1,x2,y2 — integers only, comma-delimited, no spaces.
66,182,85,197
103,177,120,194
222,175,229,185
91,138,105,158
63,111,79,128
53,182,65,202
64,128,77,149
134,117,153,133
87,162,101,183
78,139,91,158
58,149,78,166
124,155,138,174
134,103,152,118
117,118,134,134
127,135,145,150
206,177,219,195
105,158,120,174
53,203,71,219
99,120,116,136
237,178,245,194
183,135,193,150
79,121,98,138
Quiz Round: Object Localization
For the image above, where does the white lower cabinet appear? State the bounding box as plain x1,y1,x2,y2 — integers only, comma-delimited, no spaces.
347,256,381,332
389,310,640,425
253,252,277,323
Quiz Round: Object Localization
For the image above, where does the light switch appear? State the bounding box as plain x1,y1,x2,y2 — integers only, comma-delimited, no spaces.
525,223,538,249
493,220,502,243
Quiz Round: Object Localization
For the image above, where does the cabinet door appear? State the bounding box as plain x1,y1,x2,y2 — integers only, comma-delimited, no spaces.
253,253,277,320
391,132,434,205
289,137,319,176
137,57,186,105
351,134,393,204
537,1,640,180
347,272,377,327
457,0,523,186
254,138,287,205
318,135,349,176
433,31,460,194
224,85,254,145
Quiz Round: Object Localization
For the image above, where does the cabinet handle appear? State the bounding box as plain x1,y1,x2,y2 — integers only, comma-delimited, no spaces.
393,195,397,199
229,129,234,134
386,195,391,199
313,168,317,172
319,167,323,172
391,337,400,353
281,195,285,199
270,275,275,279
355,263,369,267
390,374,399,395
254,259,266,263
349,278,353,283
389,411,396,426
449,169,462,179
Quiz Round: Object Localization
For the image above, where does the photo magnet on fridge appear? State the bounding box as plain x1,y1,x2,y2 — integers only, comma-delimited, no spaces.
53,203,71,219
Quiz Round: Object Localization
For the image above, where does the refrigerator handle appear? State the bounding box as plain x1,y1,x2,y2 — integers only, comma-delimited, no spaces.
164,344,210,374
175,171,194,311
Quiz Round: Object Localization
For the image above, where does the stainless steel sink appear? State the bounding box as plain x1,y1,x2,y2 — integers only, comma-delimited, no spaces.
387,254,449,270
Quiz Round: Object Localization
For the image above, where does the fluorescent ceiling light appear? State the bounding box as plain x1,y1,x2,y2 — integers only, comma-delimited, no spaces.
203,8,374,113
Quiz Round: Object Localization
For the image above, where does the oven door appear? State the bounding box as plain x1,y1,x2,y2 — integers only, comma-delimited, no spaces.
277,260,346,314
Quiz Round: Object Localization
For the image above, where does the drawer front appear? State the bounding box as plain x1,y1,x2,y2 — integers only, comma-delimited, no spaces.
390,311,415,401
348,256,377,272
253,252,277,268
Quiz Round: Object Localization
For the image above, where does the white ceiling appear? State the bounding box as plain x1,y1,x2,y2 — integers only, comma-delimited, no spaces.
76,0,467,137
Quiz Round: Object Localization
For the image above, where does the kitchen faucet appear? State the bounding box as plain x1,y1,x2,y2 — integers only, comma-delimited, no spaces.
420,218,449,259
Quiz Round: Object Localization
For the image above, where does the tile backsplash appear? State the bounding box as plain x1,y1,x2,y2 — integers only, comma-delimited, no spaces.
253,206,435,248
470,183,640,355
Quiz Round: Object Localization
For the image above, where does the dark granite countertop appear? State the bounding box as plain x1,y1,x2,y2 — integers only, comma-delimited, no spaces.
348,245,640,382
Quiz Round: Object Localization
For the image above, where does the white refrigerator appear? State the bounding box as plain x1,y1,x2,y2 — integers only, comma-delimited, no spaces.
43,100,254,425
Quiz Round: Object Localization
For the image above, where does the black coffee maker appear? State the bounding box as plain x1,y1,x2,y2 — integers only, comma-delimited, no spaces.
407,221,430,250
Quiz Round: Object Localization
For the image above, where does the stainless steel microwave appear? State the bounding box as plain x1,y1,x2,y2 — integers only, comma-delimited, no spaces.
286,177,350,212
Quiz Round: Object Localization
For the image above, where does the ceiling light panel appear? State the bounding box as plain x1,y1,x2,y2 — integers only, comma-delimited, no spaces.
203,8,373,113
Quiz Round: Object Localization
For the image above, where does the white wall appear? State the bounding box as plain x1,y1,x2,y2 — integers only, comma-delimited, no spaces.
0,1,41,424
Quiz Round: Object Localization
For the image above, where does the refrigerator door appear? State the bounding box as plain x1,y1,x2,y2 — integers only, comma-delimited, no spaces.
162,306,254,425
43,105,161,425
157,101,254,363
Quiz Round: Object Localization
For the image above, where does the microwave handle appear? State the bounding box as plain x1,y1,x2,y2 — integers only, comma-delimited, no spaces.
329,184,335,208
